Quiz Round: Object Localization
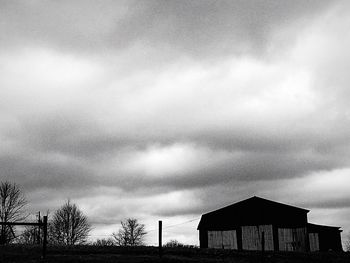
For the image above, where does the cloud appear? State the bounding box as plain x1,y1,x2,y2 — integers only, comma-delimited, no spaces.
0,0,350,245
0,0,338,57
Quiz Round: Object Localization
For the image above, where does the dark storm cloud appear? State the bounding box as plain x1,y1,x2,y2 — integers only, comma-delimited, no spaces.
1,0,350,244
302,198,350,209
0,0,336,58
128,0,335,57
0,151,96,192
3,99,349,196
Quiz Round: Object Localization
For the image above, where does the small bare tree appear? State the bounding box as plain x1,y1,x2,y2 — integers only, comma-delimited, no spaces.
0,181,27,244
17,212,45,244
17,225,38,244
93,238,115,246
112,218,146,246
164,239,184,247
345,231,350,252
50,200,91,245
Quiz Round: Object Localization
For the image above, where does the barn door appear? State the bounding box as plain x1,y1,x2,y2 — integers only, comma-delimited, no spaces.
208,230,238,249
309,233,319,252
222,230,238,249
208,231,222,249
278,228,307,251
242,225,274,251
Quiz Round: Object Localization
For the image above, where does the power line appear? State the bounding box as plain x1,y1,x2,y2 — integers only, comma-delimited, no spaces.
162,218,200,230
138,217,201,234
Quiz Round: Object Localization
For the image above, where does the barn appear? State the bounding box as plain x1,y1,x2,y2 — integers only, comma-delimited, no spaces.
197,196,342,252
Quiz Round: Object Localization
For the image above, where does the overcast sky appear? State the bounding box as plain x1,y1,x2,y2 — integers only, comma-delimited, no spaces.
1,0,350,246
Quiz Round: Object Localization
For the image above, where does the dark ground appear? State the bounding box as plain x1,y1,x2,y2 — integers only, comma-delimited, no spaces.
0,245,349,263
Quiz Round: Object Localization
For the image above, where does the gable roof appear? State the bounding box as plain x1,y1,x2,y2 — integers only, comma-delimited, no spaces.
203,196,309,217
198,196,309,230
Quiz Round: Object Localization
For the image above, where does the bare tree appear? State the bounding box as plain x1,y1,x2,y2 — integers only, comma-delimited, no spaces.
17,226,38,244
345,231,350,252
112,218,146,246
164,239,184,247
0,181,27,244
92,238,115,246
17,213,45,244
50,200,91,245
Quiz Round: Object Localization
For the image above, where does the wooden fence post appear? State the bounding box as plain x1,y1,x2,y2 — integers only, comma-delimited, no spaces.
37,212,41,245
0,219,48,259
42,216,48,259
159,220,162,257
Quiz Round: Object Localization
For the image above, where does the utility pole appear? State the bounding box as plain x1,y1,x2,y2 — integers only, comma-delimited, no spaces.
158,220,162,258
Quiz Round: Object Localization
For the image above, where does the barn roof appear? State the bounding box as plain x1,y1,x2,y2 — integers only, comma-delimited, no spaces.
307,223,342,232
198,196,309,230
203,196,309,216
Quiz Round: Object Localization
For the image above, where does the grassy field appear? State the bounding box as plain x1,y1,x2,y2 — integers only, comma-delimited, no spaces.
0,245,349,263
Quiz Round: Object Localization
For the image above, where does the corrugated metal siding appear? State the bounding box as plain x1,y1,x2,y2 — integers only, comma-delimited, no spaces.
309,233,319,252
242,225,274,251
242,226,259,250
208,231,222,249
278,228,306,251
208,230,237,249
260,225,274,251
223,230,238,249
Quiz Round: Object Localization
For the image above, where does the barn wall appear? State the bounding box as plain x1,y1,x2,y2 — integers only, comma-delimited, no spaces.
319,230,343,251
237,227,243,250
223,230,238,249
208,230,237,249
242,226,259,250
309,233,319,252
261,225,274,251
278,227,307,252
208,231,222,249
241,225,274,251
273,225,279,251
199,230,208,248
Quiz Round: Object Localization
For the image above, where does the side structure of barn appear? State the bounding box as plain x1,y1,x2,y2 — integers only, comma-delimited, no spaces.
197,196,342,252
307,223,343,252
